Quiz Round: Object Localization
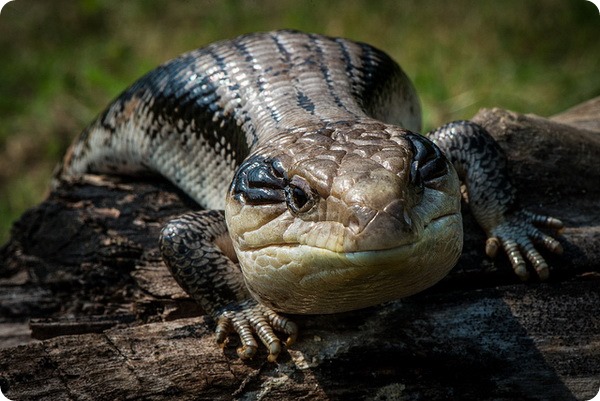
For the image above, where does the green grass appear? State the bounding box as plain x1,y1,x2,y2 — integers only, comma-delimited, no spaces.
1,0,599,244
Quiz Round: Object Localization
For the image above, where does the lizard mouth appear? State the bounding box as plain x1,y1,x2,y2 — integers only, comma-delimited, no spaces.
236,212,463,315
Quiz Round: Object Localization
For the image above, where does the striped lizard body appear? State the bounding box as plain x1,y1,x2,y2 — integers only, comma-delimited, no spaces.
56,30,564,361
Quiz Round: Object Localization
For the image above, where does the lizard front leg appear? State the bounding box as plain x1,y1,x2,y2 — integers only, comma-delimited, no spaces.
159,210,297,361
427,120,564,280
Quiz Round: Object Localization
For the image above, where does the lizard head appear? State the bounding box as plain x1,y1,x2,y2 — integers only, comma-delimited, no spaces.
225,120,462,314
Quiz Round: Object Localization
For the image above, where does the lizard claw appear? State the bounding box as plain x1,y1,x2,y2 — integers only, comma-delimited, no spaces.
215,299,298,362
487,210,564,280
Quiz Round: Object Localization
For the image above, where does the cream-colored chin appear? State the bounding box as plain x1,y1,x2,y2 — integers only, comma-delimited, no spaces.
236,213,463,315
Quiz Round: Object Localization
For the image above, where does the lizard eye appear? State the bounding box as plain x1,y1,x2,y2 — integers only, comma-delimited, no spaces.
285,176,316,214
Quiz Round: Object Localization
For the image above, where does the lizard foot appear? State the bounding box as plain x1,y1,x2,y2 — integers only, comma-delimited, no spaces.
485,210,564,280
215,299,298,362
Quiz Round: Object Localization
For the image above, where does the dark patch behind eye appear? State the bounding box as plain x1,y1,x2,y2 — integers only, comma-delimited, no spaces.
406,132,447,187
230,155,286,204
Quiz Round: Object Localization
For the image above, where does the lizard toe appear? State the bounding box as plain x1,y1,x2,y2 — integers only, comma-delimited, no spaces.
214,299,296,362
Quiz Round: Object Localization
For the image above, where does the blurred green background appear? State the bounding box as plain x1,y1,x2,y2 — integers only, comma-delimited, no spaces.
0,0,599,244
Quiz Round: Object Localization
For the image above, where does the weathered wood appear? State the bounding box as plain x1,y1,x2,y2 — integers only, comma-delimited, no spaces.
1,283,599,400
1,98,599,400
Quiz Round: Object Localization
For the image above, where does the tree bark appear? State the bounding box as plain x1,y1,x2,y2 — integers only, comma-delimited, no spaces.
1,98,599,401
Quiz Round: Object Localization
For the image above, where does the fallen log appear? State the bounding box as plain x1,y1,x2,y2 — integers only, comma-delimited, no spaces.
1,98,599,400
